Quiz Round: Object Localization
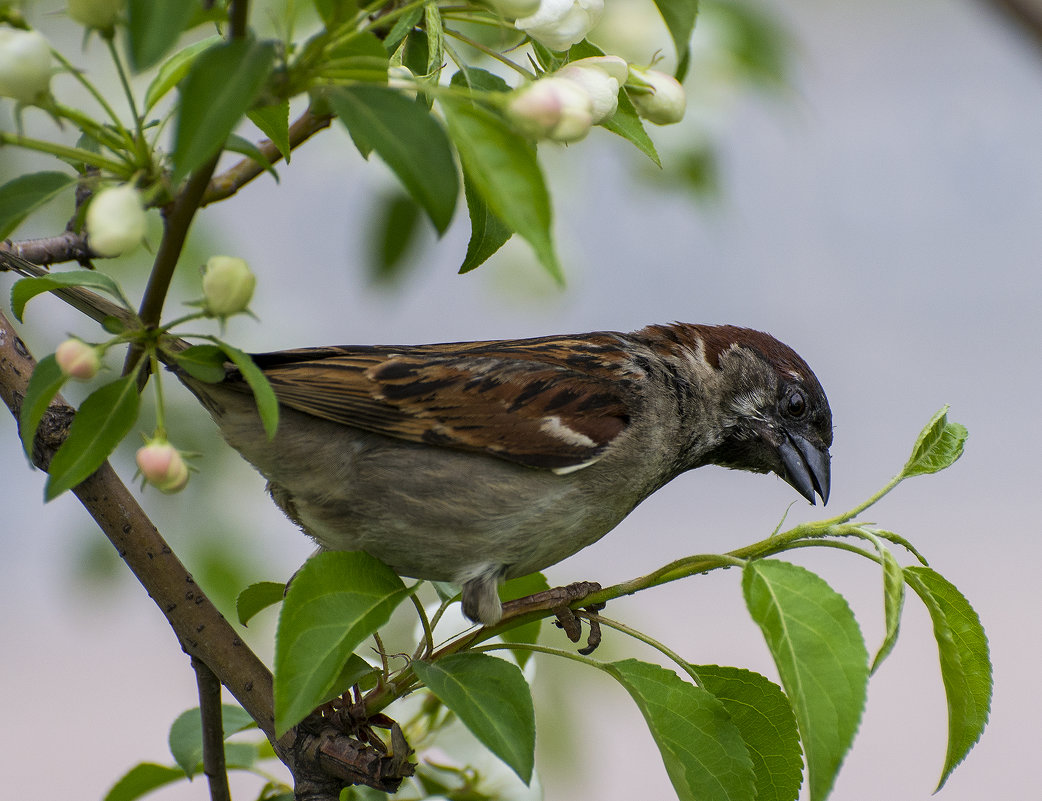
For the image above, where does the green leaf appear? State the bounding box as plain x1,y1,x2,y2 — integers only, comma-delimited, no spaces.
904,566,991,790
459,168,512,274
328,653,381,698
498,572,549,668
691,665,803,801
172,344,228,384
871,546,905,674
103,763,185,801
368,192,422,283
226,133,279,181
45,375,141,501
449,67,511,95
11,269,131,322
143,35,222,112
172,39,277,183
743,560,868,801
248,101,291,162
324,30,389,85
603,89,661,166
901,405,968,478
328,86,459,234
412,653,535,784
0,171,74,240
608,659,755,801
651,0,699,79
568,41,660,165
423,2,444,81
382,4,423,52
313,0,358,27
273,551,412,735
441,98,561,282
168,704,257,778
236,580,286,626
213,340,279,439
126,0,198,71
18,354,68,460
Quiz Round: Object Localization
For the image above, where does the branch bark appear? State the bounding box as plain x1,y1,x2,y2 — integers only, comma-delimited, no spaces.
0,308,413,798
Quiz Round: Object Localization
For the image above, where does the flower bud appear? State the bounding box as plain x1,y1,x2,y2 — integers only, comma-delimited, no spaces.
136,439,189,494
627,67,686,125
486,0,542,18
86,184,147,257
507,77,593,143
202,256,255,317
67,0,124,30
515,0,604,52
0,28,52,104
55,338,100,380
555,56,628,124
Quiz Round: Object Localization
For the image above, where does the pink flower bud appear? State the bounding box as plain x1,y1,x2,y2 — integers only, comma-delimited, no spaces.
0,28,52,104
136,440,189,494
55,338,101,380
86,184,147,257
202,256,255,317
507,77,593,143
627,67,686,125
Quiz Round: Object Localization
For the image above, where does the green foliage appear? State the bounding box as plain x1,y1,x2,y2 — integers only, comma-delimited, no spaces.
442,99,561,281
413,653,536,784
273,551,413,735
329,85,459,234
126,0,199,72
18,354,67,460
236,580,287,626
609,659,756,800
0,171,74,240
168,704,257,777
172,39,277,182
743,560,868,801
689,665,803,801
901,404,968,478
44,375,141,500
11,269,131,322
211,339,280,439
904,566,992,790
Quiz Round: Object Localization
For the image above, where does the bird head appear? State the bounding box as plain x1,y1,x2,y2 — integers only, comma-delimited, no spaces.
700,327,833,505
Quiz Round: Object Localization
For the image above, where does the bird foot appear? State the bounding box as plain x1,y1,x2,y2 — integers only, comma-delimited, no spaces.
501,580,606,655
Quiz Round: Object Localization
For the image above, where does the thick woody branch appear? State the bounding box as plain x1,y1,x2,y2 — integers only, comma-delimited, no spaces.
203,108,333,206
0,309,413,798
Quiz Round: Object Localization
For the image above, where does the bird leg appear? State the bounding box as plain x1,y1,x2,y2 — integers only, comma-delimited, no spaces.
500,581,606,654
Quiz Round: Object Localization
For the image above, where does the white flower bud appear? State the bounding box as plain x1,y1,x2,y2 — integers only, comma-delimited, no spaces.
85,184,147,257
136,439,189,494
55,338,100,380
486,0,542,18
202,256,256,317
507,77,593,143
555,56,628,124
0,28,52,104
516,0,604,52
627,67,686,125
67,0,124,30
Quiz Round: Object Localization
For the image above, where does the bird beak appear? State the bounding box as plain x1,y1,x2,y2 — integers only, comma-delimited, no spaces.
777,431,831,505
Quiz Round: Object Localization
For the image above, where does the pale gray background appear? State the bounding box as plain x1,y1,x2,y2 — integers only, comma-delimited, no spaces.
2,0,1039,798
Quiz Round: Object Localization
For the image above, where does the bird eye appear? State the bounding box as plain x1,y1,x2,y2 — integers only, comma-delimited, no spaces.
785,391,806,417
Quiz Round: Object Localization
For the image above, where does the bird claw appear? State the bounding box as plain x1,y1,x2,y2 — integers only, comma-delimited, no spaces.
501,580,606,654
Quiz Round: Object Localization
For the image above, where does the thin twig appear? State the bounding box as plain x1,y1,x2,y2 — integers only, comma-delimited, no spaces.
192,656,233,801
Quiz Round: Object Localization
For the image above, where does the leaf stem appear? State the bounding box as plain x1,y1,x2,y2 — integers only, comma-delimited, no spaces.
0,132,129,174
49,48,130,138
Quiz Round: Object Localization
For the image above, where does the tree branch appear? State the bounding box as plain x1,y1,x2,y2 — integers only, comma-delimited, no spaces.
193,656,233,801
0,307,414,796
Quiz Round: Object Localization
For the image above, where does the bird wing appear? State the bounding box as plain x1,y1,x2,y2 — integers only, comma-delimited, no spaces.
234,336,641,470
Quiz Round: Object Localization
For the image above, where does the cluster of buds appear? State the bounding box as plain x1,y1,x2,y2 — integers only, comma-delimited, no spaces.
507,58,686,143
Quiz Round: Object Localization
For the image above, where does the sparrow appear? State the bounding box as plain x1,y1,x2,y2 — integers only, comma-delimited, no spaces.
2,253,832,625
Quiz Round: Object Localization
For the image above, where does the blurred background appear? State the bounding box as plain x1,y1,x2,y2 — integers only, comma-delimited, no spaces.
2,0,1040,798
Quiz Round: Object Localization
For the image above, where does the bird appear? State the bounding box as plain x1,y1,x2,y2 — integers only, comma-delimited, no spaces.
2,252,832,626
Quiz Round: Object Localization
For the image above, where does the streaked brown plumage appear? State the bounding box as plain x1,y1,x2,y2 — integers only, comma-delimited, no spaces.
2,253,833,625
